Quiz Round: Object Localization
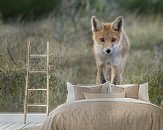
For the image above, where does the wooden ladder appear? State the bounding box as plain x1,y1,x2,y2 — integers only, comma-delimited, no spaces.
24,41,49,124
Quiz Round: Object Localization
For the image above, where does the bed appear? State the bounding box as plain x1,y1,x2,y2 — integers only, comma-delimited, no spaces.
42,82,163,130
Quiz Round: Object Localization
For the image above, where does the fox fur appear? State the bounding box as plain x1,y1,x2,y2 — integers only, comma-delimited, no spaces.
91,16,129,85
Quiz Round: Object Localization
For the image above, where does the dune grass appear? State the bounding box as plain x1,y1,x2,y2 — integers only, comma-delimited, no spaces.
0,14,162,112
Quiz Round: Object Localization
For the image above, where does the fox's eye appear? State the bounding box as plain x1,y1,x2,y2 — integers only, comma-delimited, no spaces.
111,38,116,42
100,38,105,42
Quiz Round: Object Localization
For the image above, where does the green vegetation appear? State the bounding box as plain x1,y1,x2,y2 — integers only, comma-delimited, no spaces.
0,0,162,112
0,0,60,20
0,0,163,21
117,0,163,14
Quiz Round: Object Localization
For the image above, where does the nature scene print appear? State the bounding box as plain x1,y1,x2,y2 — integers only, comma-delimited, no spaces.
0,0,162,112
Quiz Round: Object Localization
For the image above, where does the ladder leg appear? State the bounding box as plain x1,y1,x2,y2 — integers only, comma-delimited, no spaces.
46,41,49,115
24,41,30,124
24,76,28,124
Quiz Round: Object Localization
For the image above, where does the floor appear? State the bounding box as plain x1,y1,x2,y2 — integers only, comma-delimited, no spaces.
0,113,46,130
0,122,43,130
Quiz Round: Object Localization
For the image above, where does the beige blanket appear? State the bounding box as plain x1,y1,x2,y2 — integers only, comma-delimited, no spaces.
43,98,163,130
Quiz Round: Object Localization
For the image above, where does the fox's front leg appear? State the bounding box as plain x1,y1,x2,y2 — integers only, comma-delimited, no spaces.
111,66,121,85
96,64,106,84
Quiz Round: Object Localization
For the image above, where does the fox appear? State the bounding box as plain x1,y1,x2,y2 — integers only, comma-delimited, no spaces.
91,16,129,85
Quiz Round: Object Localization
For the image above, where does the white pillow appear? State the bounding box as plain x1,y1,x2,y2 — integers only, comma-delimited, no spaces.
66,81,111,103
66,82,75,103
138,83,150,102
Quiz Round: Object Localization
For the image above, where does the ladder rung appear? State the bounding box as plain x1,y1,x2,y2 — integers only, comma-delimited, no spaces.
29,70,47,73
27,104,47,107
28,89,47,91
30,54,47,57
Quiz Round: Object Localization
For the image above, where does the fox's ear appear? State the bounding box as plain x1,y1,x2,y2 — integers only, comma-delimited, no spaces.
112,16,124,32
91,16,102,31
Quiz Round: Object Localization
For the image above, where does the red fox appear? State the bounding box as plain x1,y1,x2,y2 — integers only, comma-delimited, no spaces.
91,16,129,85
